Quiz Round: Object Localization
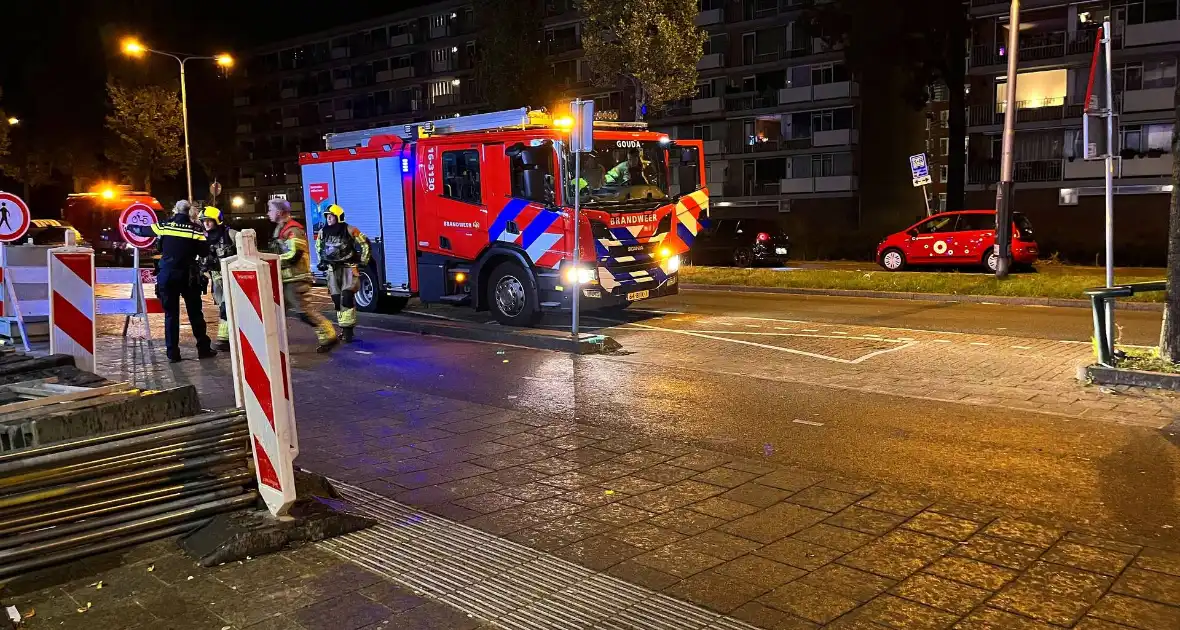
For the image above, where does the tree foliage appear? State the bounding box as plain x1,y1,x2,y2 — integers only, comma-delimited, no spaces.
580,0,707,111
807,0,969,210
0,112,9,162
104,80,185,193
474,0,553,109
1159,79,1180,360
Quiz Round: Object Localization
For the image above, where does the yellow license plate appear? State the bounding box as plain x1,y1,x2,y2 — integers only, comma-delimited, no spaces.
626,290,650,301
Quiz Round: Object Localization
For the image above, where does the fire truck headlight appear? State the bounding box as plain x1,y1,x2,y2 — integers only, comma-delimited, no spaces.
667,255,681,273
564,266,595,285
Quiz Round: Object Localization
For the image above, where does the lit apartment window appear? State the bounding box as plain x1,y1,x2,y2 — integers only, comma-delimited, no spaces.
996,69,1067,110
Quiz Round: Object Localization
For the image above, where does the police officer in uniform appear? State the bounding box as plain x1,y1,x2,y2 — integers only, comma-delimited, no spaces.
199,207,237,351
316,204,370,343
267,198,337,352
129,200,216,363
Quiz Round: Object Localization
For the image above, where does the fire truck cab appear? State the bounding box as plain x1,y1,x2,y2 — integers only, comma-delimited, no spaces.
299,108,708,326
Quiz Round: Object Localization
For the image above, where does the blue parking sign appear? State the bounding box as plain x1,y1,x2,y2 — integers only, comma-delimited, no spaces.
909,153,932,187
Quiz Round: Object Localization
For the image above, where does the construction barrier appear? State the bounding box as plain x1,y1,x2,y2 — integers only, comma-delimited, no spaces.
0,242,158,351
47,239,97,372
224,230,297,517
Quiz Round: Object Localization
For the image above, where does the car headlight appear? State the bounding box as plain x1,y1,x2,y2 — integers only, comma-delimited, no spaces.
564,266,596,285
667,254,681,273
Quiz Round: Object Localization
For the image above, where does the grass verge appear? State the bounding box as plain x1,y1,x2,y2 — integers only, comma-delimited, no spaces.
1117,347,1180,374
680,266,1165,303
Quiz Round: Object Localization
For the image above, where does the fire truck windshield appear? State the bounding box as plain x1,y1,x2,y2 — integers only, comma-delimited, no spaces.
565,139,671,209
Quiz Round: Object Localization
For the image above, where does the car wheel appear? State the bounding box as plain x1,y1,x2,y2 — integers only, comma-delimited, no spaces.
733,248,753,268
487,261,541,327
880,248,906,271
983,251,1000,273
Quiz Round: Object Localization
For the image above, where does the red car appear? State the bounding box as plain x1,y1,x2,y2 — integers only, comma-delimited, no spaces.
876,210,1038,272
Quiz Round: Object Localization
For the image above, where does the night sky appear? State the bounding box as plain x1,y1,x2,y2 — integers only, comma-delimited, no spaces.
0,0,420,211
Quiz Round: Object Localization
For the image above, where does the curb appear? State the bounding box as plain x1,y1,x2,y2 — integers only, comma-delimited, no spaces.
682,283,1164,312
351,312,621,355
1086,365,1180,391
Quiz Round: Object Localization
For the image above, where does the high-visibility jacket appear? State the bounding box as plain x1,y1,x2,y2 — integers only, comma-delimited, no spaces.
317,222,370,267
130,214,207,270
273,219,311,283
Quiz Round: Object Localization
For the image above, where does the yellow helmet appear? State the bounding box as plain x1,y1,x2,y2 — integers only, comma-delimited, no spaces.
324,204,345,221
201,207,223,225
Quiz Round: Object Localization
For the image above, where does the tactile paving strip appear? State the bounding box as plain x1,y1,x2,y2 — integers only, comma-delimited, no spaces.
320,481,761,630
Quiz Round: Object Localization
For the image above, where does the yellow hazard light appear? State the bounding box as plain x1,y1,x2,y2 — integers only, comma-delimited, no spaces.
101,189,116,200
553,116,573,129
455,272,467,283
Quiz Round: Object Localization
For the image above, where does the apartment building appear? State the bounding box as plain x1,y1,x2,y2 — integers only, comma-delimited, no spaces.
965,0,1178,264
226,0,482,215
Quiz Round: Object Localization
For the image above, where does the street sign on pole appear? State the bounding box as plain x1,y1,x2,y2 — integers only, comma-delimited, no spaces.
0,192,31,243
909,154,932,188
569,99,594,339
119,202,160,249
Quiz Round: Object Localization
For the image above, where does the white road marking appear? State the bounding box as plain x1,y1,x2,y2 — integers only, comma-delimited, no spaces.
970,342,990,346
407,310,464,321
775,327,793,331
832,331,848,335
648,330,909,342
793,419,824,427
1023,304,1052,308
1012,345,1033,350
624,322,919,364
743,324,761,328
803,329,820,333
354,350,373,355
981,302,998,305
864,334,881,338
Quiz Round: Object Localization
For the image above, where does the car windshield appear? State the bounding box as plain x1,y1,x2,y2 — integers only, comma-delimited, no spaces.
565,139,670,209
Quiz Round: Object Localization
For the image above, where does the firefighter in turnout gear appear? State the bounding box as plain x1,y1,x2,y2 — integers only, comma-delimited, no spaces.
267,198,338,352
127,200,216,363
200,207,238,351
315,204,370,343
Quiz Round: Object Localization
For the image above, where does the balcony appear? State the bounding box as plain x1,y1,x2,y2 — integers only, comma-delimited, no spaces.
431,58,457,73
968,160,1063,185
333,78,352,90
389,33,414,48
697,53,725,70
432,94,457,107
726,93,778,111
430,23,449,39
702,139,725,155
335,109,353,120
779,81,859,104
691,96,725,113
816,175,857,192
813,129,857,146
235,123,252,134
742,181,783,196
1123,88,1175,113
547,38,581,57
695,8,724,26
780,178,814,193
239,177,255,187
375,70,393,83
970,28,1101,68
282,117,299,128
233,96,250,107
1126,20,1180,47
1121,154,1174,177
280,88,298,99
968,100,1085,127
331,46,350,60
285,173,301,184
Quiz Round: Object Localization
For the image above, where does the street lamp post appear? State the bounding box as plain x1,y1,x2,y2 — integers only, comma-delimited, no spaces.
122,39,232,203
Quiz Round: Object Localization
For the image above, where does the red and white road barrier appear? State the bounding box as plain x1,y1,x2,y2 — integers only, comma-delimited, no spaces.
225,230,297,517
47,234,97,372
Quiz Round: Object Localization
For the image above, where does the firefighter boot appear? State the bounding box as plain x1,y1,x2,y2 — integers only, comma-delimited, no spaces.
215,319,231,352
341,326,355,343
315,320,339,353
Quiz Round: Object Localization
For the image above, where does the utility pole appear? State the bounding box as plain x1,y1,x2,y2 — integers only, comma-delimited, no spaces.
994,0,1020,278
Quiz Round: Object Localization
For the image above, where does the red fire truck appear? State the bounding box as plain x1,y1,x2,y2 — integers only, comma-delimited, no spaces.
298,108,708,326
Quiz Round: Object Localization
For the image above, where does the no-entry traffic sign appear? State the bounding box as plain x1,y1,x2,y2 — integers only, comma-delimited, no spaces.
0,192,31,243
119,202,159,249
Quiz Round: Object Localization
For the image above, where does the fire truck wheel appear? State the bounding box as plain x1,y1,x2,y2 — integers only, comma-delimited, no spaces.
355,265,381,313
488,261,541,327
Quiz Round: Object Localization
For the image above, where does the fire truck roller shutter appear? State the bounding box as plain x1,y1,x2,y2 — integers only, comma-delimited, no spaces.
301,162,336,273
375,156,411,293
331,159,387,312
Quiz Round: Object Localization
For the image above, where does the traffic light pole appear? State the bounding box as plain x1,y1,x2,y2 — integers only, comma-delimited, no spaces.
994,0,1021,279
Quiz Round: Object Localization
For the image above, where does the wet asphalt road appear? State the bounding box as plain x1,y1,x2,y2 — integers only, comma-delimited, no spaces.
305,286,1180,547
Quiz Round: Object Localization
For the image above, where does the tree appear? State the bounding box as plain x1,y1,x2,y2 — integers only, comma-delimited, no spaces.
580,0,707,117
807,0,968,211
1159,78,1180,361
475,0,553,109
104,80,185,193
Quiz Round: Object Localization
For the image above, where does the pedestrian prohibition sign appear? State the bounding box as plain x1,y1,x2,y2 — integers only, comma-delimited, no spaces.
119,202,159,249
0,191,31,243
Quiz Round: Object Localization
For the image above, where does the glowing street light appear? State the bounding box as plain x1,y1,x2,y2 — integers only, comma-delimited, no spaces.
120,37,235,203
231,195,245,208
5,117,17,126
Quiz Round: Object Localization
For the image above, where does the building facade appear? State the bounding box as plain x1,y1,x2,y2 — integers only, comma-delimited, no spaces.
965,0,1178,264
226,0,925,258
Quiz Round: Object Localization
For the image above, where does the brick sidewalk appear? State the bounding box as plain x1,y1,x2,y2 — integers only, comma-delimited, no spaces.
83,313,1180,629
1,538,491,630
